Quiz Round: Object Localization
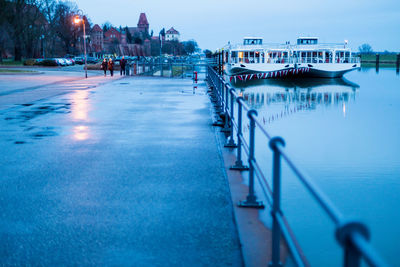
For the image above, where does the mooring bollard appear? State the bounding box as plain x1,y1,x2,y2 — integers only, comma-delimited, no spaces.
269,137,286,267
193,71,198,94
230,97,249,170
238,110,264,208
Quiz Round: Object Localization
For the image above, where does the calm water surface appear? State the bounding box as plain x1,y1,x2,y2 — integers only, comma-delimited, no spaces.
233,67,400,266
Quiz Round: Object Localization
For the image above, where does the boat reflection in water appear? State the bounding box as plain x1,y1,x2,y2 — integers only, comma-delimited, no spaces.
232,77,360,124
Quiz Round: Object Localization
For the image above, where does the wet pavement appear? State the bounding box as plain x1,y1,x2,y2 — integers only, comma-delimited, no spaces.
0,74,242,266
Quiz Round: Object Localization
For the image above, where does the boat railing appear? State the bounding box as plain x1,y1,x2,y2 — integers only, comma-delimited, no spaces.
292,57,360,64
229,43,290,51
292,43,350,50
229,42,353,52
206,64,387,267
230,56,360,65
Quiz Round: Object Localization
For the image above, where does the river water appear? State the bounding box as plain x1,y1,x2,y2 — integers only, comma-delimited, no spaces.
232,67,400,266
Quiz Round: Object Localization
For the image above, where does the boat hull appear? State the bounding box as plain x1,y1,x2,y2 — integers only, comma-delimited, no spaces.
227,63,360,79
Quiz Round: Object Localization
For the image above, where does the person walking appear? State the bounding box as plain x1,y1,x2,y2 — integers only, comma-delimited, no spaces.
108,58,114,77
101,58,108,76
120,56,127,76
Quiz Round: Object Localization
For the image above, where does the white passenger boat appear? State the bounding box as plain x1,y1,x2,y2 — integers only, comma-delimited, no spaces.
224,37,360,82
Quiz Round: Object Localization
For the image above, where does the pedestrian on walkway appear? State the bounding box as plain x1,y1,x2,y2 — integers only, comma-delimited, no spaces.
120,56,127,76
101,58,108,76
108,58,114,77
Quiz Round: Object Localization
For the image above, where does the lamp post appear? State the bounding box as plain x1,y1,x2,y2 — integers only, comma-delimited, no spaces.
159,28,165,77
74,12,87,78
40,34,45,58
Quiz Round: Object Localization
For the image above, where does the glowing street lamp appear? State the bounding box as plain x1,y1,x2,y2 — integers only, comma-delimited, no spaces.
74,12,87,78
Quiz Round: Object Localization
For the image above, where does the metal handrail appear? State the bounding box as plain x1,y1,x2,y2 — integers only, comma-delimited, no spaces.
206,64,388,267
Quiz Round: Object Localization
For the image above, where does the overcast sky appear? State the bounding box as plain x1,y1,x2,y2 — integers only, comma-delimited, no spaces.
75,0,400,52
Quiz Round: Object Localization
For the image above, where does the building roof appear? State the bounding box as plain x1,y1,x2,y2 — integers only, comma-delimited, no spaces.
166,27,179,34
104,27,121,38
91,24,103,33
138,13,149,27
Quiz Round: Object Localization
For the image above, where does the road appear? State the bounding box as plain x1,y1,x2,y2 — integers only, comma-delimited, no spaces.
0,71,242,266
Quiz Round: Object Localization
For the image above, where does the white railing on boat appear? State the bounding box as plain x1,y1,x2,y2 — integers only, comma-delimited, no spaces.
231,56,360,64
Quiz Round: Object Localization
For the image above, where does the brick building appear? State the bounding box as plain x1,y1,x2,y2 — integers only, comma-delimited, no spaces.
90,24,103,53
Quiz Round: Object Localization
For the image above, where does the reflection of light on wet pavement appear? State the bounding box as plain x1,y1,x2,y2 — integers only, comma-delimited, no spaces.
71,90,91,141
72,90,89,121
73,125,89,141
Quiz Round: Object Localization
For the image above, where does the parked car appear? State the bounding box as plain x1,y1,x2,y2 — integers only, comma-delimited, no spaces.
36,58,59,66
64,58,74,66
55,58,67,66
74,57,84,65
34,58,44,65
87,57,99,64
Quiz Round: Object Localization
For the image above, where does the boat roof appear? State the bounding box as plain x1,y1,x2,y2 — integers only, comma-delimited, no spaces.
298,37,319,39
227,43,351,51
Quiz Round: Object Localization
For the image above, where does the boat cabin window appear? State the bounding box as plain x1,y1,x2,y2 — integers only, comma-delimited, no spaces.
244,52,249,63
335,51,350,63
267,51,288,63
255,51,260,63
234,50,265,64
231,51,237,63
243,38,263,45
249,52,254,63
297,38,318,45
325,51,332,63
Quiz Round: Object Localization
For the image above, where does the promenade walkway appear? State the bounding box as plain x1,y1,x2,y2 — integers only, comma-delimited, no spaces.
0,75,242,266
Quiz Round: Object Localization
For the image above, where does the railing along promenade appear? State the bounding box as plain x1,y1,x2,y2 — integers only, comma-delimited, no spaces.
206,64,388,267
125,59,208,78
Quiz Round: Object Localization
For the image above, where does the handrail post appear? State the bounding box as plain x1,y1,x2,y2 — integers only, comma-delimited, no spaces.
238,110,264,208
221,83,231,133
335,221,370,267
220,79,225,113
230,97,249,170
209,67,224,127
216,77,223,114
225,88,237,148
269,137,285,267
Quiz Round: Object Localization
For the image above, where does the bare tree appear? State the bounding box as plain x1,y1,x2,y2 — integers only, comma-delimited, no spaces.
39,0,57,56
53,1,80,55
2,0,48,60
358,43,373,54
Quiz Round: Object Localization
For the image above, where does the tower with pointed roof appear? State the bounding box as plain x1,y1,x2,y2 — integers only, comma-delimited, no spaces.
137,13,149,33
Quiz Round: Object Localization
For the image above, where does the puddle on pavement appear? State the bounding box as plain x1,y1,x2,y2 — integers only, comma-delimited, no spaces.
7,103,71,122
1,102,70,144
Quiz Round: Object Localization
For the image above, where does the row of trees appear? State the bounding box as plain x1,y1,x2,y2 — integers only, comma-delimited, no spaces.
0,0,89,61
0,0,202,61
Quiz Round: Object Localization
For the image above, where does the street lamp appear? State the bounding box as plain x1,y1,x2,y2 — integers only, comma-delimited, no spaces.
39,34,45,58
159,28,165,76
74,12,87,78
